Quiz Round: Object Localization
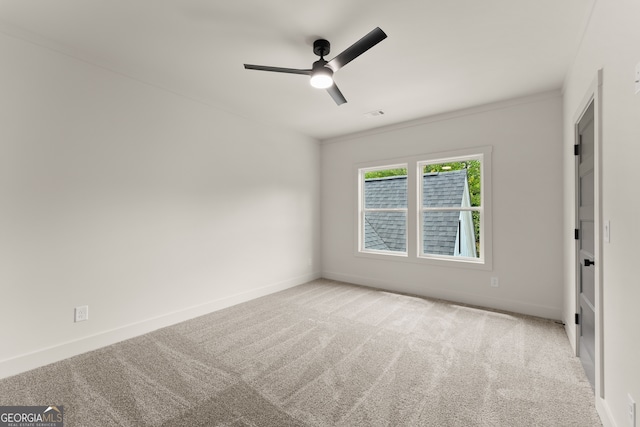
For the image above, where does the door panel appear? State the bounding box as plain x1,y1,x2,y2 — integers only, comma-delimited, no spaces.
580,172,594,209
580,259,595,308
579,299,596,388
580,217,594,256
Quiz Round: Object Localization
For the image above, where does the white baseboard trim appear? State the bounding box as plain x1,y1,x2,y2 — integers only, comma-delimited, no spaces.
564,320,577,354
597,396,617,427
322,271,562,320
0,272,320,380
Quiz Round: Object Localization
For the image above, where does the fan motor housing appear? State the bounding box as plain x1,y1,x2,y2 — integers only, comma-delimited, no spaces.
313,39,330,57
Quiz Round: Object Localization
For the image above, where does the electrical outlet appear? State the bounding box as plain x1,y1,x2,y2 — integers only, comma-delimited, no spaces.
74,305,89,322
629,394,636,427
490,277,499,288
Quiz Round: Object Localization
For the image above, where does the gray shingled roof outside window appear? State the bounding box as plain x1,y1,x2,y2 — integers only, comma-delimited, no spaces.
363,170,469,255
423,170,467,256
364,176,407,252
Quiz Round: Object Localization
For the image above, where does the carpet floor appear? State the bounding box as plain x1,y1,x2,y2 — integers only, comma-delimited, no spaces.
0,279,601,426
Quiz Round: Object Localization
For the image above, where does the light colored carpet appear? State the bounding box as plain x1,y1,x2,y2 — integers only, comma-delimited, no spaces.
0,279,601,426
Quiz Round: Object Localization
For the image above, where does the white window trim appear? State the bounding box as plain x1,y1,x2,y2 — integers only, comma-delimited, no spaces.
355,146,493,271
358,163,408,256
418,152,484,264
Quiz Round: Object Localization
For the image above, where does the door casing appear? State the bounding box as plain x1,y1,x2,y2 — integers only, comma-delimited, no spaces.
573,69,603,399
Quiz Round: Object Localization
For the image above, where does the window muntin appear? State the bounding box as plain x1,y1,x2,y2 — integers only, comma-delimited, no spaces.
419,156,483,262
359,165,408,255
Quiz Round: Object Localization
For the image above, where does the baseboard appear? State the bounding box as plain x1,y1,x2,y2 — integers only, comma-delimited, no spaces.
0,272,320,380
322,271,562,320
597,396,617,427
564,319,577,354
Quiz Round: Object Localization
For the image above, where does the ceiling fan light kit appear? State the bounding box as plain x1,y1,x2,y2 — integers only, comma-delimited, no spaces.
244,27,387,105
309,61,333,89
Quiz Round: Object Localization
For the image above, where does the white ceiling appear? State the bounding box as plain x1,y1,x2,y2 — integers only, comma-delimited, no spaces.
0,0,594,140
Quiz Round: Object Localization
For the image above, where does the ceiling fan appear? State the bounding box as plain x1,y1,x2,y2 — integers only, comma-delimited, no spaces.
244,27,387,106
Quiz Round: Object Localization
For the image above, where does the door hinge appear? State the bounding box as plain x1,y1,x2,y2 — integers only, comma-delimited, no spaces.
575,313,580,325
574,144,580,156
574,229,579,240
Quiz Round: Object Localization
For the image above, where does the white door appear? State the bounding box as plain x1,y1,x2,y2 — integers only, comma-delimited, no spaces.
576,101,595,391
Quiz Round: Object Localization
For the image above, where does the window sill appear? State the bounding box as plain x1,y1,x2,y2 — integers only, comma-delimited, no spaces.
359,249,408,258
355,250,492,271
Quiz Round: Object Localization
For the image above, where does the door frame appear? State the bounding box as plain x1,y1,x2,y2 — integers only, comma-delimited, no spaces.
573,69,603,398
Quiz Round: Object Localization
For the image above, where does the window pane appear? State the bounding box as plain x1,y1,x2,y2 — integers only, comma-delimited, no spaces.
422,210,479,258
364,211,406,252
364,171,407,209
422,161,481,208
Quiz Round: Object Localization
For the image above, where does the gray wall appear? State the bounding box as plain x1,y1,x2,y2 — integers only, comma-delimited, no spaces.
321,93,564,319
562,1,640,425
0,32,321,378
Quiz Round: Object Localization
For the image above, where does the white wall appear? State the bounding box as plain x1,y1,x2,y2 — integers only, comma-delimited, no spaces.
562,1,640,426
0,32,321,378
321,93,564,320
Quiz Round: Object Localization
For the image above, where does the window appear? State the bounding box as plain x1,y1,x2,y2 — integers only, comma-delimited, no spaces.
357,147,491,269
418,155,483,262
358,164,408,255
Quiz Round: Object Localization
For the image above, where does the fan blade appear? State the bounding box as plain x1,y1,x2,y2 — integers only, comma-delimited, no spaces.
326,27,387,71
244,64,311,75
326,83,347,105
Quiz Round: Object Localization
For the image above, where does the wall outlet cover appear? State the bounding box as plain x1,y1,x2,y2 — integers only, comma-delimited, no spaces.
74,305,89,322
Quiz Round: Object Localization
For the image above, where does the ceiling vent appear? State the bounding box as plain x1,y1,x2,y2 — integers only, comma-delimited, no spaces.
364,110,385,118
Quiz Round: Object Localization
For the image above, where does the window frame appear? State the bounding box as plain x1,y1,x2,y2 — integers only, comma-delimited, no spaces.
417,152,485,264
355,146,492,270
357,163,409,257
